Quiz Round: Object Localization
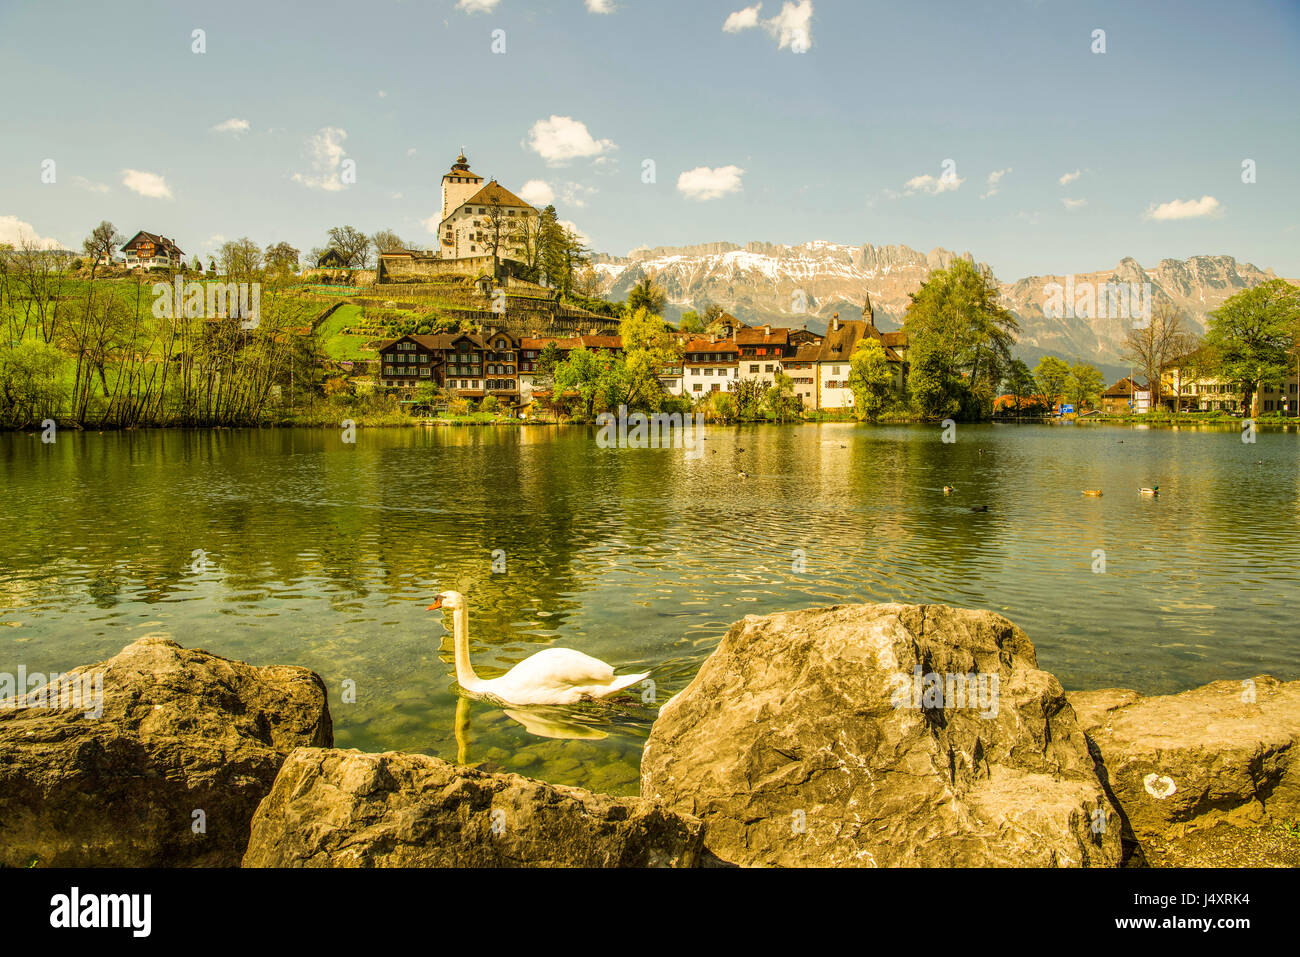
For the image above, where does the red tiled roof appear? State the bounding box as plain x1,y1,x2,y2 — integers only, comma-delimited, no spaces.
683,338,737,353
735,327,790,347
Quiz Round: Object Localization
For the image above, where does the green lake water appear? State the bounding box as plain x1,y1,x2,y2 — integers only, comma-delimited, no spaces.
2,422,1297,795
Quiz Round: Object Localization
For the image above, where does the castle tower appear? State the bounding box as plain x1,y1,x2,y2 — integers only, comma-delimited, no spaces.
441,152,484,222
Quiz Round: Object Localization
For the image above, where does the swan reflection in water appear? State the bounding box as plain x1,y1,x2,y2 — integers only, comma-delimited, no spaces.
453,695,611,767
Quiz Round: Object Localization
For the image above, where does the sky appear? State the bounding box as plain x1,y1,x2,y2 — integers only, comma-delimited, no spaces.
1,0,1298,280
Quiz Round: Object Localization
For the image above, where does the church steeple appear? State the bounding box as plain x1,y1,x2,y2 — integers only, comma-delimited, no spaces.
863,292,876,330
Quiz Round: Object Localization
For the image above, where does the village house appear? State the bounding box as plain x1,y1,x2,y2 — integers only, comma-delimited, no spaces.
1100,376,1149,415
782,343,821,409
734,325,792,388
119,231,184,271
1161,351,1298,415
682,337,740,396
518,334,622,403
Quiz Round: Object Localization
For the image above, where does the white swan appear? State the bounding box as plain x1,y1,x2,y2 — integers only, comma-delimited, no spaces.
429,591,650,706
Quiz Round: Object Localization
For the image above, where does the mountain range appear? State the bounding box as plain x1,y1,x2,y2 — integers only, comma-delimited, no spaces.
590,241,1290,383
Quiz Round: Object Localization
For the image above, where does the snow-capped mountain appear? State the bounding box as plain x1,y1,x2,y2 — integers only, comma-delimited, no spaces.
591,241,1285,379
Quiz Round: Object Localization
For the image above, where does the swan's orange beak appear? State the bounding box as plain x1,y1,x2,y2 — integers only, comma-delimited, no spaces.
427,598,443,610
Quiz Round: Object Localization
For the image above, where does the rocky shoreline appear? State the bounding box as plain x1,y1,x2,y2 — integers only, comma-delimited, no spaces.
1,604,1295,868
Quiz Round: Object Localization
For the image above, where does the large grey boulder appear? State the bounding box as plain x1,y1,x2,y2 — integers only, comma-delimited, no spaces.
640,603,1122,867
0,635,332,867
243,747,704,867
1069,676,1299,851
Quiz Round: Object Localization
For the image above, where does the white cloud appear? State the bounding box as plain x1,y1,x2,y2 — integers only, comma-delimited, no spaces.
519,179,597,209
211,118,250,134
72,176,110,193
904,172,963,195
291,127,349,192
421,214,442,234
407,147,417,157
519,179,556,206
765,0,813,50
723,3,763,31
0,215,62,249
677,165,745,200
526,115,616,166
1145,195,1223,221
1063,198,1087,210
456,0,500,12
377,90,387,98
585,0,615,12
981,167,1011,199
725,1,813,51
1059,169,1082,186
122,169,173,199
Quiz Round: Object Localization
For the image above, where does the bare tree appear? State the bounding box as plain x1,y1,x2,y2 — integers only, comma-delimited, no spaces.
325,225,372,268
370,229,409,255
1125,301,1195,412
82,220,124,280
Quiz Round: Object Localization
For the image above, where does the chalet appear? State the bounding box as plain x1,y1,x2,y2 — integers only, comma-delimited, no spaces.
1100,376,1147,415
316,249,349,268
682,337,739,396
121,231,184,271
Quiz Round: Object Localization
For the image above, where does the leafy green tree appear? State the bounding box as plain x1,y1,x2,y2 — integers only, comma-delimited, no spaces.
704,389,737,423
619,307,680,410
848,337,895,421
553,347,623,420
0,340,67,427
678,311,703,334
627,278,667,317
903,259,1019,420
1003,359,1038,415
264,242,301,275
1033,355,1071,412
1066,361,1106,411
1203,279,1300,417
765,371,802,422
732,377,770,420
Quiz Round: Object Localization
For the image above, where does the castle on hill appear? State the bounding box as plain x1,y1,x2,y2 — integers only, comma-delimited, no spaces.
376,152,540,283
435,152,538,261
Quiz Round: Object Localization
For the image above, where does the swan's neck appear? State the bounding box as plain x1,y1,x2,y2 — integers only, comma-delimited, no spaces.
451,606,487,692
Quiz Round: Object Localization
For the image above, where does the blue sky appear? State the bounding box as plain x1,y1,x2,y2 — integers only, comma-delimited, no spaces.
2,0,1297,279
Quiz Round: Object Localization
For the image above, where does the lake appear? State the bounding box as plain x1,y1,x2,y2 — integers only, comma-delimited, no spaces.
2,422,1297,795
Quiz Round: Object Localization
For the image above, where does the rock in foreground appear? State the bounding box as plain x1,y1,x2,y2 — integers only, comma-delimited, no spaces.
0,636,332,867
641,603,1122,867
243,747,704,867
1069,676,1299,856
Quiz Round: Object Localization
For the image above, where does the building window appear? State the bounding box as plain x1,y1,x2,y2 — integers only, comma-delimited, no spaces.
764,364,773,372
749,364,759,373
693,383,703,392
